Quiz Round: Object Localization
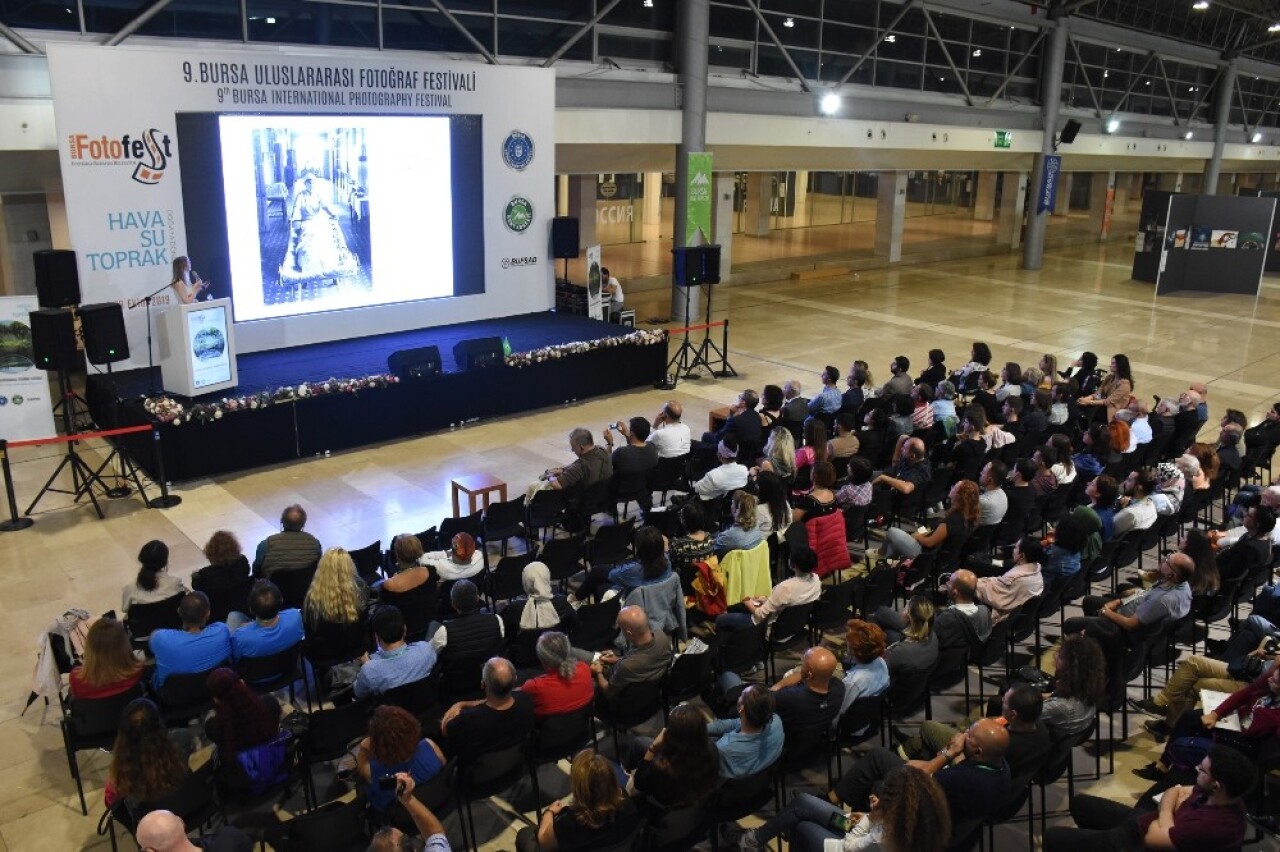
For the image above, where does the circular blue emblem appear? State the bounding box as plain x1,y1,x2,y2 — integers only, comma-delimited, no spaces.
502,130,534,171
0,396,8,406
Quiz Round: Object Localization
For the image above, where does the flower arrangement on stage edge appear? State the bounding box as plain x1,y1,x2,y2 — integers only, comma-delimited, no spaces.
503,329,667,368
140,329,667,425
143,374,401,425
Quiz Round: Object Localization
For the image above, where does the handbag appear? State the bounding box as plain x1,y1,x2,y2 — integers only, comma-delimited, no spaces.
234,730,293,796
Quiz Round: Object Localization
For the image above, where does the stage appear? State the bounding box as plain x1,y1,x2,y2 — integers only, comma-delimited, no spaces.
86,312,667,482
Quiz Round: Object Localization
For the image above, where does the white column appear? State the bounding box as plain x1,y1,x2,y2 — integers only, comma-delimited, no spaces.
1088,171,1116,239
567,174,598,248
792,170,810,227
972,172,997,222
556,174,569,217
874,171,908,262
996,172,1028,249
742,172,771,237
713,173,735,279
643,171,663,241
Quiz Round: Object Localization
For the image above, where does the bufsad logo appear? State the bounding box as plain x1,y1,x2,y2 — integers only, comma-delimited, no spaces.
68,129,172,185
504,196,534,233
502,130,534,171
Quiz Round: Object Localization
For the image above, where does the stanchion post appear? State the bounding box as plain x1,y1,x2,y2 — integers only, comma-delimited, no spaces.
0,440,34,531
147,427,182,509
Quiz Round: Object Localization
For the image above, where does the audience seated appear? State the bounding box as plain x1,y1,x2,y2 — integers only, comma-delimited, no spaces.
604,415,659,509
715,546,821,633
1112,467,1159,537
882,356,914,399
204,667,284,791
1063,552,1193,660
809,366,844,416
881,595,939,676
419,532,483,583
782,380,810,434
829,412,861,460
1040,634,1108,740
136,809,252,852
668,502,716,578
757,425,797,481
539,427,614,521
122,540,187,616
518,631,594,718
357,705,446,814
430,579,504,654
105,698,192,814
149,592,232,689
69,618,144,700
978,460,1009,527
586,605,671,699
353,606,437,701
975,536,1046,624
1045,745,1253,852
647,399,691,458
521,750,642,852
625,702,720,808
439,656,535,763
499,561,575,641
706,684,784,779
230,580,305,663
702,389,764,450
714,491,765,557
302,547,368,654
253,503,322,578
837,620,891,728
190,530,252,624
693,435,750,500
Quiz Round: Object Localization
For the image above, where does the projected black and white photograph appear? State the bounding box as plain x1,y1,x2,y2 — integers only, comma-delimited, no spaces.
216,114,458,322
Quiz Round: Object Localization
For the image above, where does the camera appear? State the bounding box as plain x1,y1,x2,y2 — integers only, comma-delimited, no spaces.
377,775,399,792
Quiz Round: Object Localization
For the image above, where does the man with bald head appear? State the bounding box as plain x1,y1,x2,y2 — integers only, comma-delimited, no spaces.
771,646,846,737
137,809,252,851
589,605,671,697
647,400,691,458
933,568,993,651
440,656,535,763
1064,552,1194,661
868,435,931,520
832,716,1012,830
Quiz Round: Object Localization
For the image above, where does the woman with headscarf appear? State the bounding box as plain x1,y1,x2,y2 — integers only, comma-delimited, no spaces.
1151,462,1185,517
501,561,575,666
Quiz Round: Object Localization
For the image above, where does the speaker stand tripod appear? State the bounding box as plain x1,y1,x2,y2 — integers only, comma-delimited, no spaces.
659,284,713,389
693,280,737,379
26,369,109,519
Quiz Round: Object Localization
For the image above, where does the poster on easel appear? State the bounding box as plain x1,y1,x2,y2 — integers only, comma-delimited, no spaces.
0,296,57,441
585,244,604,321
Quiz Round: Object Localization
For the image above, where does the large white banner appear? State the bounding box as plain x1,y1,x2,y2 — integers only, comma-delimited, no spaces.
46,44,554,370
0,296,56,441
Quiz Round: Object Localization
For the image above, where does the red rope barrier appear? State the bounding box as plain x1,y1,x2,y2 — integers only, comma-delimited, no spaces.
8,423,152,450
668,320,728,335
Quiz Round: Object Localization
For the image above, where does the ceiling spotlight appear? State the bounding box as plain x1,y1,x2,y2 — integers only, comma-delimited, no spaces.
1145,80,1151,85
1270,22,1280,32
783,16,794,27
1192,0,1209,8
884,34,896,43
1104,71,1109,78
1253,132,1264,142
643,0,653,6
1107,118,1121,133
972,49,982,57
819,92,841,115
265,16,275,23
1185,131,1194,139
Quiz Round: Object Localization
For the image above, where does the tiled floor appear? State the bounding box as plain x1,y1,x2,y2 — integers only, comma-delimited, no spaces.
4,229,1279,849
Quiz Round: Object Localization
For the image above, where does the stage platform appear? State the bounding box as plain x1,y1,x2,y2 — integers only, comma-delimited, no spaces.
86,312,667,482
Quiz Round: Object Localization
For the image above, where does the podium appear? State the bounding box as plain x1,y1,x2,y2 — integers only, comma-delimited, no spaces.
157,298,239,397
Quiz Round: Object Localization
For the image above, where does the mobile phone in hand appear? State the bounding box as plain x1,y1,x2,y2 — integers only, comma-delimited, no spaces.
828,811,853,833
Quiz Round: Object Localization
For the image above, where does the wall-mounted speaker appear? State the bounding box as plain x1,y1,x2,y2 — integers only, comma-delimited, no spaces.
1060,119,1082,145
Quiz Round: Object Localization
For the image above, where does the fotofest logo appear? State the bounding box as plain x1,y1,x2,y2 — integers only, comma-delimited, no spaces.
500,256,538,269
504,196,534,233
67,129,173,185
502,130,534,171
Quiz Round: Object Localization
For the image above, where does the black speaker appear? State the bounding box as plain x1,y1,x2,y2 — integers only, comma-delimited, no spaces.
1060,119,1082,145
551,217,580,259
33,249,81,308
387,345,442,380
671,246,703,288
29,308,81,371
79,302,130,364
701,244,722,285
453,337,504,370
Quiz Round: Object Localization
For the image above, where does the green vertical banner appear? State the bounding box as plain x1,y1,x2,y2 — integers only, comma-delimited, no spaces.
685,152,713,244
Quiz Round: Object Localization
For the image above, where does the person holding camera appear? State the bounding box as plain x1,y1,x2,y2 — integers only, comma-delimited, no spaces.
366,772,453,851
603,416,659,512
356,706,446,815
647,401,691,458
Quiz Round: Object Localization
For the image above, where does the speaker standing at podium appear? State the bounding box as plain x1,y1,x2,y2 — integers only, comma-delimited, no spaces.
600,266,624,320
169,255,208,304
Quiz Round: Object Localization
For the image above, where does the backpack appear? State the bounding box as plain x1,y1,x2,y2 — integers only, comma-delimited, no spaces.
689,558,726,616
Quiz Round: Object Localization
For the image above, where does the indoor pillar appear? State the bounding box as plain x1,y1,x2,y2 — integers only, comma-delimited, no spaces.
713,173,735,280
567,174,598,249
743,172,771,237
1203,58,1238,194
1088,171,1116,239
792,170,810,227
1053,173,1073,216
643,171,663,241
874,171,907,262
1216,172,1236,196
671,0,709,321
972,172,997,221
556,174,569,217
997,171,1028,250
1022,15,1068,269
1156,172,1183,192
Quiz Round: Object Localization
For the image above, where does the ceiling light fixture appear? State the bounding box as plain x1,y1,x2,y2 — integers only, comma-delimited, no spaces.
972,49,982,57
1254,132,1265,142
1185,131,1194,139
1269,22,1280,32
783,16,794,27
820,92,841,115
643,0,653,7
1192,1,1210,10
1107,118,1121,133
884,34,896,43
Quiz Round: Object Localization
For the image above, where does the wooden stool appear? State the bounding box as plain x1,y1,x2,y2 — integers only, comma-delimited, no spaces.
451,473,508,517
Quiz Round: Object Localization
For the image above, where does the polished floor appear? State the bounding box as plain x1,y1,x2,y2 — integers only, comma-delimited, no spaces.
3,229,1278,850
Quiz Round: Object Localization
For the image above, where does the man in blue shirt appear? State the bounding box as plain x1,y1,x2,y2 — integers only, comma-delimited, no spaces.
150,592,231,688
230,580,304,661
706,684,784,779
806,366,842,416
354,605,437,700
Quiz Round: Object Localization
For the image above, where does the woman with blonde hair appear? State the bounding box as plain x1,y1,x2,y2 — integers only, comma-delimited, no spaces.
523,750,642,852
69,618,144,699
1038,354,1058,390
757,426,797,482
879,595,938,678
715,491,764,556
303,547,367,660
873,480,979,567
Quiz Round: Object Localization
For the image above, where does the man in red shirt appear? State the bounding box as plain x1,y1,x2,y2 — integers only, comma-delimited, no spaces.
1045,744,1253,851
